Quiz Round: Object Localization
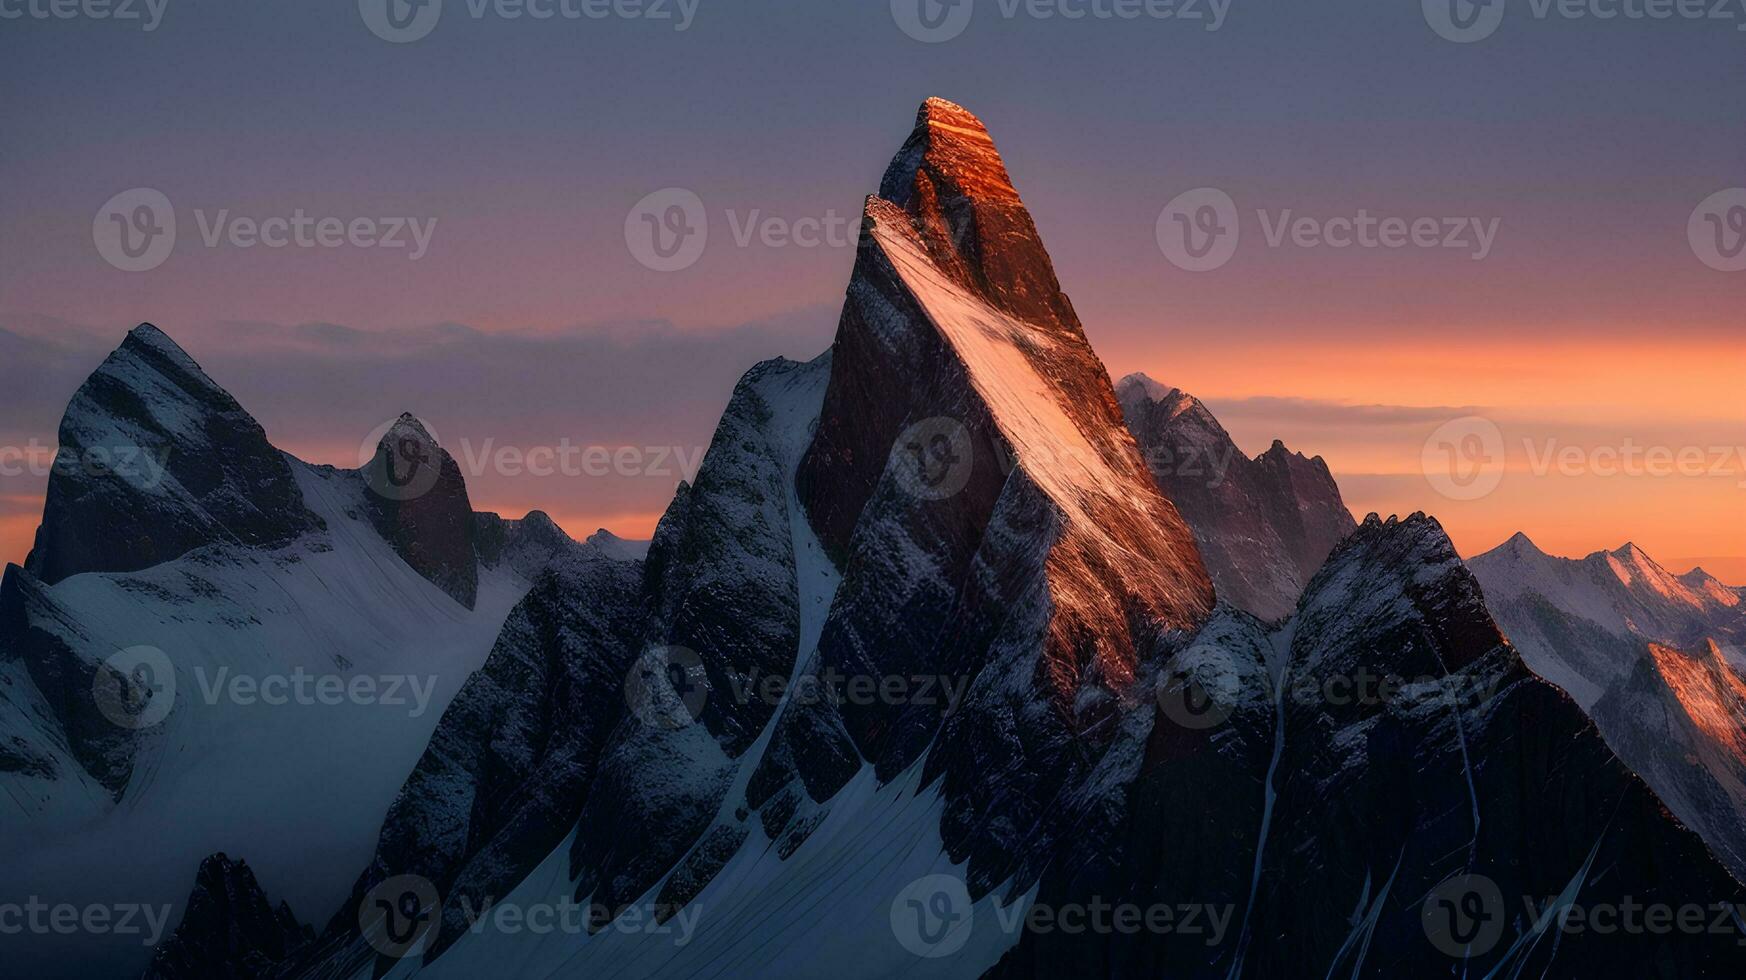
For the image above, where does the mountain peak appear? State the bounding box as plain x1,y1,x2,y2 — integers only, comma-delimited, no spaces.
25,323,321,583
872,97,1078,332
360,413,480,608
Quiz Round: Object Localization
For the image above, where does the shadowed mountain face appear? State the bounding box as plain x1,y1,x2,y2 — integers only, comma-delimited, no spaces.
1116,373,1354,622
989,515,1746,978
24,323,323,585
0,327,596,980
1470,534,1746,879
11,101,1745,980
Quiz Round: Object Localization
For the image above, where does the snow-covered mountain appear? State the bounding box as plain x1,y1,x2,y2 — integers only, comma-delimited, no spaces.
0,325,598,978
1469,533,1746,877
13,100,1746,980
1115,374,1353,622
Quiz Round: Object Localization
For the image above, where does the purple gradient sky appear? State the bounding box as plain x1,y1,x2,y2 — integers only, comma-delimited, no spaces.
2,0,1742,578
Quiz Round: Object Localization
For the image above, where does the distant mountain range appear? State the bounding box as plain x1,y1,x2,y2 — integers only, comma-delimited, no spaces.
3,99,1742,980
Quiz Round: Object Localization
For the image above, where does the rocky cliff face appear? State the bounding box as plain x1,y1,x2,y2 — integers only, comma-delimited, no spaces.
28,100,1745,980
144,854,313,980
1116,373,1353,622
362,414,481,609
24,323,323,585
990,515,1746,978
1470,534,1746,878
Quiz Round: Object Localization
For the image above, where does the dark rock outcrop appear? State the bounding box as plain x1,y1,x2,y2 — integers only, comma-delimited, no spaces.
144,854,313,980
1117,373,1353,622
361,414,479,608
25,323,322,585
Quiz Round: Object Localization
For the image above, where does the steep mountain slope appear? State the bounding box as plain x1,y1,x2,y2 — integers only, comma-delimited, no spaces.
0,325,588,979
42,102,1746,980
990,515,1746,977
1471,533,1746,878
1470,533,1742,705
1115,373,1353,622
23,323,323,585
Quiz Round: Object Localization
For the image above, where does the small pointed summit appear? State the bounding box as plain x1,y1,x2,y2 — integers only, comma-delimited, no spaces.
26,323,320,583
1505,530,1546,555
360,413,480,609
